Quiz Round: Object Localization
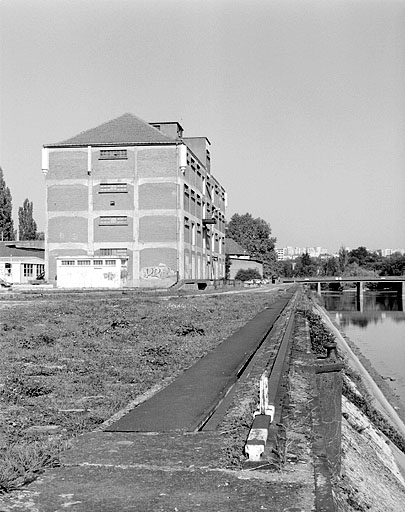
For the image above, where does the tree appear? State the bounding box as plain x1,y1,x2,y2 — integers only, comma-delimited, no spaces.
348,246,380,271
344,262,379,278
320,256,338,276
234,268,262,281
18,198,38,240
294,252,317,277
226,213,277,277
280,260,294,278
0,166,15,240
379,254,405,276
348,246,369,266
338,246,349,274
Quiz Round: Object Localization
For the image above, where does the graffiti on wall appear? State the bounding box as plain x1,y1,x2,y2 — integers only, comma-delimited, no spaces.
103,272,116,281
141,263,176,280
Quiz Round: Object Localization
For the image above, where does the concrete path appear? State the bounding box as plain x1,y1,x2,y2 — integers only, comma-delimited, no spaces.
107,292,293,433
1,431,314,512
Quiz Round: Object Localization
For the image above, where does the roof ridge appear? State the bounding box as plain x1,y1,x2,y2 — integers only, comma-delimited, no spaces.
225,238,249,255
51,113,176,146
61,113,131,143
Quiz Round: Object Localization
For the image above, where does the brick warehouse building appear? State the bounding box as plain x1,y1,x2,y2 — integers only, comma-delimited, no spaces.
42,113,226,288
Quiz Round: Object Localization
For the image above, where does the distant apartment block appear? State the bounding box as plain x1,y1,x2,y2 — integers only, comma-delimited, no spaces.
379,248,405,257
276,246,329,261
42,113,226,288
276,246,405,261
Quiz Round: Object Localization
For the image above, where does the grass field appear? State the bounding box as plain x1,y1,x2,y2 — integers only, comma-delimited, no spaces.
0,288,283,492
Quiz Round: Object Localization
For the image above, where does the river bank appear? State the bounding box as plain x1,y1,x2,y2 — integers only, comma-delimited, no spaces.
318,290,405,423
302,296,405,510
313,301,405,438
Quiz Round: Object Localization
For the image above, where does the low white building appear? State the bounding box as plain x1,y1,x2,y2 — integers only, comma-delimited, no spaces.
0,241,45,284
56,256,126,288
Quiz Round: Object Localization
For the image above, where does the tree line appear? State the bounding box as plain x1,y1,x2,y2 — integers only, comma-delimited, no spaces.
0,166,43,241
225,211,404,280
280,246,405,278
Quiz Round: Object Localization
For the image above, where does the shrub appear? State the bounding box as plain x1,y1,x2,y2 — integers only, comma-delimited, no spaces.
234,268,262,282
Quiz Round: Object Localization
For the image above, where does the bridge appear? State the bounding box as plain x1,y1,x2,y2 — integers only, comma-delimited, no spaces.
282,276,405,283
282,276,405,312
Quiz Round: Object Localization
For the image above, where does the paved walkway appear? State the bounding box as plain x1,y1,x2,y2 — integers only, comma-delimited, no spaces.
107,293,292,433
0,288,316,512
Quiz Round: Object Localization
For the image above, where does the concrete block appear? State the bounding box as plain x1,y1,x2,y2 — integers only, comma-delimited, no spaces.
245,414,272,461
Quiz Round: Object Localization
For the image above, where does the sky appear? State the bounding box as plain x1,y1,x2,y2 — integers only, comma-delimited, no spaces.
1,0,404,252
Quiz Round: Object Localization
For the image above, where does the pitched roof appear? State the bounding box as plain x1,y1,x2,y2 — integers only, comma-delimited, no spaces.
0,241,44,259
47,113,177,146
225,238,248,256
4,241,45,250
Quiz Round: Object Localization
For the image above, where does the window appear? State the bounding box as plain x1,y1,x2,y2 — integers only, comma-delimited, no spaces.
184,228,190,244
219,237,224,255
23,264,33,277
93,260,103,266
99,183,128,193
218,214,224,233
99,248,127,257
184,185,190,212
99,149,127,160
196,194,202,218
105,260,116,266
61,260,75,266
206,181,212,199
192,223,196,245
196,223,202,247
99,216,128,226
190,190,196,216
215,234,220,253
77,260,91,266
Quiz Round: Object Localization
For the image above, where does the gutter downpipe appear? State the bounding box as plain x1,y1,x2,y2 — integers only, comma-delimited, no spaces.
41,147,50,283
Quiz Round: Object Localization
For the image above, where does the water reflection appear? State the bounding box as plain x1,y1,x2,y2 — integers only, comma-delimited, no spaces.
321,291,405,409
321,292,405,329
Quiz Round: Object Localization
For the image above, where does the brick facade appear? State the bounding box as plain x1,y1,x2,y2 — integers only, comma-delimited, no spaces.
43,114,226,288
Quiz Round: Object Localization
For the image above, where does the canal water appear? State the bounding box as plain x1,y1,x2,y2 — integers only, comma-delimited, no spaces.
320,291,405,410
